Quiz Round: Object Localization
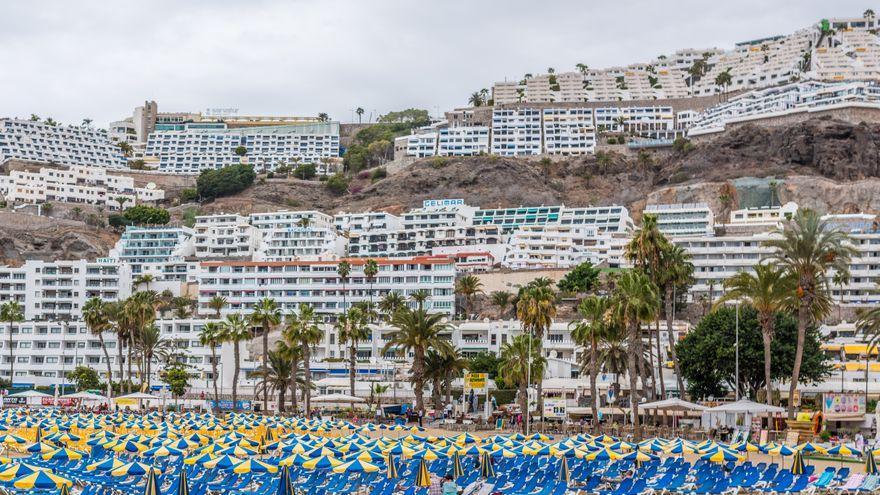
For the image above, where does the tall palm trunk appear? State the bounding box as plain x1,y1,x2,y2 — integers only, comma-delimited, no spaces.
519,381,528,433
8,321,14,389
98,334,113,398
789,299,810,419
589,334,599,433
290,359,299,413
232,342,241,412
262,322,269,412
536,339,544,423
277,387,286,413
432,377,443,410
628,321,642,440
665,286,686,399
303,345,312,413
655,320,665,399
348,341,357,411
116,334,125,394
760,313,774,405
413,348,425,413
126,345,133,393
210,346,220,404
445,371,453,404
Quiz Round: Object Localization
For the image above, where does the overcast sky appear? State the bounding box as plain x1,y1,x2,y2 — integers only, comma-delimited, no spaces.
0,1,871,126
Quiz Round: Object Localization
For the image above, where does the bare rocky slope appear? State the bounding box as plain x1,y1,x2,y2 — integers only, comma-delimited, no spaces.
3,116,880,265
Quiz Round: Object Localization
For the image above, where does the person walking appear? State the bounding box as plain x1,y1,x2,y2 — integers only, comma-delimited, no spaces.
442,474,458,495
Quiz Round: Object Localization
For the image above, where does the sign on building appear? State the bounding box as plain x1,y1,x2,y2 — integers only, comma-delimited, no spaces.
422,199,464,209
543,399,567,420
464,373,488,394
823,393,866,415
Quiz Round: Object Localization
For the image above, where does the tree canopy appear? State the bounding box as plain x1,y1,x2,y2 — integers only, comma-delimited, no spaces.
677,306,831,400
196,164,256,200
122,205,170,225
557,261,600,294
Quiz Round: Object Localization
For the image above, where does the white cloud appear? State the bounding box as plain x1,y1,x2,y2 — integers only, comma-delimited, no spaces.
0,0,868,125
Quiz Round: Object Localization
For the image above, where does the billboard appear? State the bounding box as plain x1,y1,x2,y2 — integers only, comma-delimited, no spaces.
543,399,567,420
208,400,253,411
464,373,488,393
823,393,866,415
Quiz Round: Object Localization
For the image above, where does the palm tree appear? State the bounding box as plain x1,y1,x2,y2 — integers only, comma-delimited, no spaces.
383,306,451,413
576,63,589,74
252,348,294,413
714,263,792,404
133,274,154,291
500,334,545,432
284,304,323,412
220,314,251,412
832,270,850,322
379,292,405,321
569,295,611,430
125,291,158,391
337,307,370,407
609,269,659,440
251,297,281,411
491,291,513,319
275,340,303,411
208,295,227,318
83,297,114,398
765,210,854,418
714,68,733,95
656,244,694,398
0,301,24,387
598,324,628,397
337,261,351,313
409,289,430,311
516,285,557,420
468,92,485,107
425,349,448,411
369,383,390,411
133,324,171,388
199,322,223,405
364,259,379,322
440,347,468,404
355,107,365,124
455,275,484,319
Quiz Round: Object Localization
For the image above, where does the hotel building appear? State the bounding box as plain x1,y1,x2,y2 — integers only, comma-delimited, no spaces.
0,119,127,170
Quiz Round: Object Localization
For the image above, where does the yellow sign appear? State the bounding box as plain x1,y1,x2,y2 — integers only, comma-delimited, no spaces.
114,398,137,406
464,373,488,392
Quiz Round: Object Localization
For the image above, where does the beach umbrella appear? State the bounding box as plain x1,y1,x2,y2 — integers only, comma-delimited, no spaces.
558,456,570,484
479,451,495,479
143,445,186,458
276,466,293,495
333,460,380,473
790,450,805,474
13,471,73,490
233,459,278,474
766,445,796,456
203,455,243,471
621,450,657,467
700,448,743,463
111,462,162,477
60,482,70,495
278,454,309,467
827,444,859,457
0,434,26,445
143,470,160,495
415,458,431,487
451,452,464,479
386,454,399,479
86,457,126,472
301,455,342,470
866,451,878,475
174,469,190,495
26,442,56,454
183,452,215,465
0,463,47,481
586,447,622,461
42,448,85,461
796,442,827,455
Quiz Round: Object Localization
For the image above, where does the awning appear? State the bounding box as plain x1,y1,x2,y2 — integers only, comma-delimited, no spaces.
641,398,707,411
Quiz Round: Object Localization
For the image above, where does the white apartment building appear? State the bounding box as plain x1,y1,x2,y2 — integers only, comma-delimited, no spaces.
726,202,799,228
0,260,132,322
402,201,476,230
437,126,490,156
403,132,439,158
491,108,543,156
594,106,677,138
249,210,345,261
334,211,402,234
0,165,164,208
196,256,456,318
542,108,596,155
144,122,340,174
644,203,715,236
0,119,127,170
109,226,196,275
689,80,880,135
193,214,260,259
503,225,609,270
347,224,504,259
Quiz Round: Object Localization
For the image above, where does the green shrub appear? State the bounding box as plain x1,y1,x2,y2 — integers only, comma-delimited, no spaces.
123,205,170,225
370,167,387,181
430,157,449,169
179,188,198,203
196,164,256,200
293,163,317,180
325,173,350,195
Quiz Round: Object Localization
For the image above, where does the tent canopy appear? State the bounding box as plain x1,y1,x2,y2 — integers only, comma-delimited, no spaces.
114,392,159,400
312,394,365,403
8,390,52,398
640,398,707,411
705,398,785,414
62,391,108,401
